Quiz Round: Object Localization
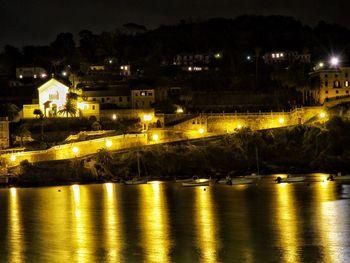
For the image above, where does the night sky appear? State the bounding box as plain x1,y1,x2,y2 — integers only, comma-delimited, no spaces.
1,0,350,48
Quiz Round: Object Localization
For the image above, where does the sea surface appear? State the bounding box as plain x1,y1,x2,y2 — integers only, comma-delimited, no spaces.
0,173,350,263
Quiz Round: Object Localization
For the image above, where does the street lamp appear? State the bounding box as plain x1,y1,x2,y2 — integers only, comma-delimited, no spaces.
319,111,326,119
105,140,112,148
198,128,205,134
330,56,339,67
72,147,79,154
279,117,285,124
152,134,159,141
10,155,16,162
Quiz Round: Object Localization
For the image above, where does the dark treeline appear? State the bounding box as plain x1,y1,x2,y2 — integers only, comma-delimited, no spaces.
1,15,350,75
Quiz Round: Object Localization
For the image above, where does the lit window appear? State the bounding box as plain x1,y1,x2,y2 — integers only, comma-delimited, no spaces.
272,54,275,58
276,54,280,58
141,91,146,96
345,81,349,87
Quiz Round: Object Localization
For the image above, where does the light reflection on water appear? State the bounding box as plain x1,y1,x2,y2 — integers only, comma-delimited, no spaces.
1,176,350,263
275,183,300,263
8,187,24,263
139,182,171,263
194,186,220,263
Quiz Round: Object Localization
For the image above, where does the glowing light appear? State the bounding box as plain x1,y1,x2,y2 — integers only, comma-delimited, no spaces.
105,140,112,148
319,62,324,68
41,73,47,78
152,134,159,141
330,57,339,67
237,124,242,129
120,66,124,70
214,53,221,59
62,71,67,77
198,128,205,134
279,117,285,124
109,60,113,64
320,112,326,119
72,147,79,154
143,114,152,121
176,108,184,114
77,102,88,110
19,75,23,79
246,56,251,61
10,155,17,162
188,67,192,71
112,114,117,120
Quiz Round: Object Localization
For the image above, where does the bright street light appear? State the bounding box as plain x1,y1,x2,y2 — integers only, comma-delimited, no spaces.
72,147,79,154
279,117,285,124
105,140,112,148
10,155,16,162
330,56,339,67
152,134,159,141
143,114,152,122
320,112,326,119
198,128,205,134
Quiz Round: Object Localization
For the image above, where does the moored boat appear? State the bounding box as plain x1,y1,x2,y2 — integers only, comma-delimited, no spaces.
123,178,148,185
275,175,306,183
182,181,210,187
230,178,254,185
327,173,350,181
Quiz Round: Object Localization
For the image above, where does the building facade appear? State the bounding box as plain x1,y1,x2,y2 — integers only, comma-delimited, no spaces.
131,89,155,109
0,117,9,149
263,51,311,65
308,67,350,104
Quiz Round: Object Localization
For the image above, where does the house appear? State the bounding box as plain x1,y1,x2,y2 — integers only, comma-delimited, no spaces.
22,78,100,120
131,88,155,109
0,117,9,149
307,67,350,104
81,86,131,108
263,51,311,65
16,67,47,79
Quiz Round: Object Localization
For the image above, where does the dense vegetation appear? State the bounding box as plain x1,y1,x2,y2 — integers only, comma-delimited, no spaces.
14,117,350,186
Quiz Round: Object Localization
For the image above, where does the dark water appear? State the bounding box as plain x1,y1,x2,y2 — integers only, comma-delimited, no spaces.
1,174,350,263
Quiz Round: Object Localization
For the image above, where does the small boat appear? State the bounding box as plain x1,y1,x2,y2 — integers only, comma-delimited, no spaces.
182,181,210,187
244,173,263,179
175,176,199,183
123,178,148,185
275,175,306,183
216,178,231,184
230,178,254,185
327,173,350,181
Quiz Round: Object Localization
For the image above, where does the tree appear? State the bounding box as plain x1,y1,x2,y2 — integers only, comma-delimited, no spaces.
14,124,31,147
57,99,77,117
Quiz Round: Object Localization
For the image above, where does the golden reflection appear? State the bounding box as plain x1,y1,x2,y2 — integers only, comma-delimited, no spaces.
275,184,300,263
71,185,93,262
103,183,123,261
314,181,343,262
194,186,220,263
8,187,24,263
140,183,171,263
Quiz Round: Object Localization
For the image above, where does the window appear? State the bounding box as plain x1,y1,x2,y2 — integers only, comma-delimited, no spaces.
148,92,152,96
324,74,328,78
335,74,338,78
92,105,95,110
334,81,340,88
119,97,123,102
345,81,349,87
106,97,110,101
345,72,348,78
336,90,339,94
127,97,130,102
325,90,328,94
101,98,105,103
325,81,328,87
93,98,96,101
141,91,146,96
347,90,349,94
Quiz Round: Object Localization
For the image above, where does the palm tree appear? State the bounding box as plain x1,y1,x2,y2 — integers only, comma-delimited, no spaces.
57,99,77,117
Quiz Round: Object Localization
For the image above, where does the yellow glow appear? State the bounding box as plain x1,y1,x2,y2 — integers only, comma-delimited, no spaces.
9,187,24,262
275,183,300,262
152,134,159,141
237,124,242,129
176,108,184,114
112,114,117,120
143,114,152,121
198,128,205,134
10,155,17,162
105,140,112,148
279,117,285,124
72,147,79,154
194,186,219,262
103,183,123,262
77,102,88,110
319,62,324,68
314,180,343,262
140,182,171,262
320,112,326,119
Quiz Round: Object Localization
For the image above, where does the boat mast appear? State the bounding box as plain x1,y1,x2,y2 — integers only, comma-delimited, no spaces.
255,147,260,176
137,150,141,178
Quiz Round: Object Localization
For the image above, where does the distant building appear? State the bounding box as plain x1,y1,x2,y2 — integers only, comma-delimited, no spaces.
307,67,350,104
16,67,47,79
0,117,9,149
22,78,100,120
263,51,311,65
131,88,155,109
82,86,131,108
120,65,131,76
